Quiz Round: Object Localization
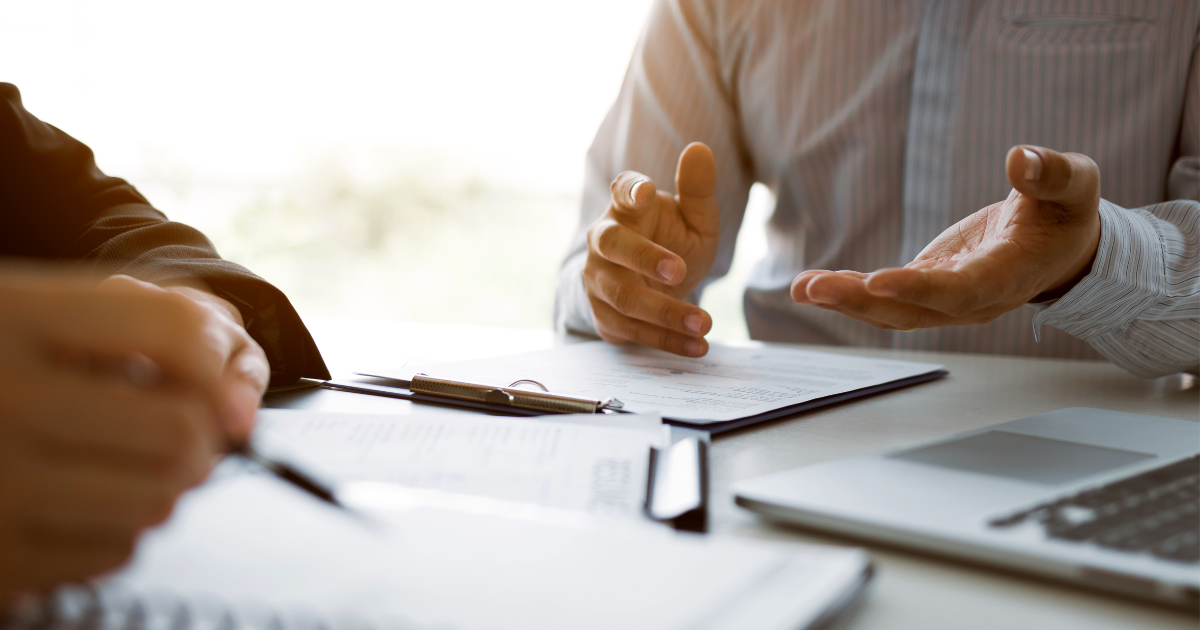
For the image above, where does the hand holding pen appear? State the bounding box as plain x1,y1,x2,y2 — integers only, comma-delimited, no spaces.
0,272,308,603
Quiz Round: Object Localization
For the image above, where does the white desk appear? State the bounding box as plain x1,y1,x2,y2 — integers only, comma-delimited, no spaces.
267,317,1200,630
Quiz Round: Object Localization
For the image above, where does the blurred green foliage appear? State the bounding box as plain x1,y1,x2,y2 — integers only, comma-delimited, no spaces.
215,151,578,329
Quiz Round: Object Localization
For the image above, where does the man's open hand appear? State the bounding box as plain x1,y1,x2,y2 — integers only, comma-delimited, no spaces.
791,146,1103,330
584,142,720,356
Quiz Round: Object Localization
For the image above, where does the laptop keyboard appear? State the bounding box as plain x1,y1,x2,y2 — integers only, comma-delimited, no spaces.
988,454,1200,564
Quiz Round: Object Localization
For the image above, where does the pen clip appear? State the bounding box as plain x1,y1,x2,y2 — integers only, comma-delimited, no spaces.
410,373,622,414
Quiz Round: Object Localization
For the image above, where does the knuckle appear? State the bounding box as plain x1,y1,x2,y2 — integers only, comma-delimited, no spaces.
595,222,623,255
585,220,607,249
159,291,209,339
634,243,659,274
582,258,603,290
652,328,673,352
656,301,674,328
609,282,636,315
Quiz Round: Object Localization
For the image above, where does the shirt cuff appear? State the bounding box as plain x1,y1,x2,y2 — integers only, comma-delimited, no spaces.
554,253,598,336
1032,200,1165,342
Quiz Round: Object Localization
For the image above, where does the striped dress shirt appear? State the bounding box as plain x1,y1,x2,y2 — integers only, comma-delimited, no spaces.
555,0,1200,377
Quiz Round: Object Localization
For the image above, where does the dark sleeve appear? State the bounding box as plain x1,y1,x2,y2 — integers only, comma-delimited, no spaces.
0,83,330,385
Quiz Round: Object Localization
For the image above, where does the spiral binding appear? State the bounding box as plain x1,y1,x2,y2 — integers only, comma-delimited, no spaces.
0,585,431,630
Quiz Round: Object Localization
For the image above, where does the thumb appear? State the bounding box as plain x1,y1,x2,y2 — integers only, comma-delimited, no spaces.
219,344,270,442
675,142,719,231
1006,145,1100,213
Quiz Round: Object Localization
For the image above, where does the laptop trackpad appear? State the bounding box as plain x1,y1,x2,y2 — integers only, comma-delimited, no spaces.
889,431,1155,485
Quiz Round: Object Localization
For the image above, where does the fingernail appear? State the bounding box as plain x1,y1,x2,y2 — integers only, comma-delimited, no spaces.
630,181,645,204
1023,148,1042,182
657,258,679,282
684,312,703,333
684,340,705,356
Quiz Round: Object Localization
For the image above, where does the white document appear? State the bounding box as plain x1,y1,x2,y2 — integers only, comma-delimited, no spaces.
103,468,870,630
401,341,944,423
254,409,667,519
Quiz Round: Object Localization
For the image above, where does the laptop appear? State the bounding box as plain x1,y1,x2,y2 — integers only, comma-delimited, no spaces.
732,408,1200,607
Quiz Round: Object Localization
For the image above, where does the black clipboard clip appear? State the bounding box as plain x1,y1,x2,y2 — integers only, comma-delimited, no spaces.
645,437,708,533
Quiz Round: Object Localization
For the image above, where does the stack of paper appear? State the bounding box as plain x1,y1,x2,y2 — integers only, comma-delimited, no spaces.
253,409,669,519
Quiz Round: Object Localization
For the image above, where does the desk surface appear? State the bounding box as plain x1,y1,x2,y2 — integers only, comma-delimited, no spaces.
267,317,1199,630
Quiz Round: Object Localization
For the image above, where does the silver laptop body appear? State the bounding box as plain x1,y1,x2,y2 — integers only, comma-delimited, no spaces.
733,408,1200,607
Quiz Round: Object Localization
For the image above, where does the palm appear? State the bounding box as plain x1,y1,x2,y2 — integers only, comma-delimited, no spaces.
907,192,1083,301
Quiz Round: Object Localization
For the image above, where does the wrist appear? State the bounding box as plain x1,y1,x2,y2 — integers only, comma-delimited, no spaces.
1033,215,1102,302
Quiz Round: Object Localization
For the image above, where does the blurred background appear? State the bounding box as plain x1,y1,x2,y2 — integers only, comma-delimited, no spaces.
0,0,771,340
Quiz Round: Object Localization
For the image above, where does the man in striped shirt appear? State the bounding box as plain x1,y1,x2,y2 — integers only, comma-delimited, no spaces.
555,0,1199,378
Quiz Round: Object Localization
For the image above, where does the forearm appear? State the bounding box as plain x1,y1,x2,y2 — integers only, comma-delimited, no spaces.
0,83,328,385
1032,199,1200,377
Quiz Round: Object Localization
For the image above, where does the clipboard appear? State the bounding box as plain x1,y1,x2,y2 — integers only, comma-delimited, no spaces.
320,369,948,435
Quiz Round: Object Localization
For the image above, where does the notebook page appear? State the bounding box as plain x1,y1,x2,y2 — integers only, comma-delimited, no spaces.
254,409,667,519
103,468,868,630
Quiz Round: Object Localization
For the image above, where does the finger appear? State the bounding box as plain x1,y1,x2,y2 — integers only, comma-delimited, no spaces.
609,171,658,222
807,273,954,330
588,264,712,336
10,530,137,589
791,270,831,304
99,274,165,293
674,143,719,233
791,270,868,304
589,219,688,285
1005,145,1100,212
3,373,217,476
864,267,990,317
219,342,270,442
18,458,185,532
591,300,709,357
17,285,229,406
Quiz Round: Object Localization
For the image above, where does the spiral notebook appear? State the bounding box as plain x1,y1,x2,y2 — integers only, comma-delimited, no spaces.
4,463,873,630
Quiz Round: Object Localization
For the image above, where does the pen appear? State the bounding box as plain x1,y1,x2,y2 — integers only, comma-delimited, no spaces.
229,442,350,511
93,353,352,513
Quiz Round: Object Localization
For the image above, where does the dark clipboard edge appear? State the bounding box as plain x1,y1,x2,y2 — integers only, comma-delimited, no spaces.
322,369,948,436
674,369,949,435
643,439,709,533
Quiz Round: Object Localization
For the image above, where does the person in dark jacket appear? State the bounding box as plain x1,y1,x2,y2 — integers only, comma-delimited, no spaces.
0,83,330,601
